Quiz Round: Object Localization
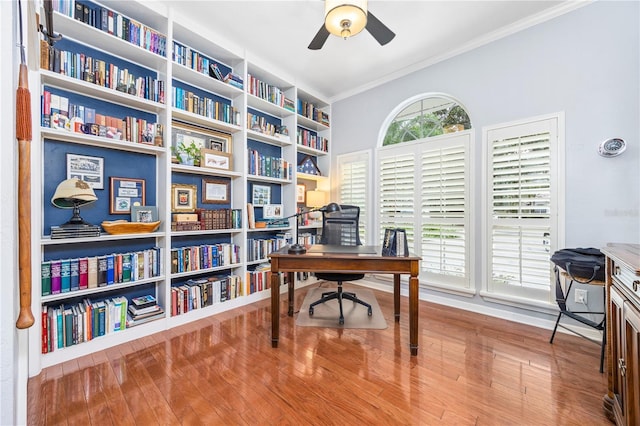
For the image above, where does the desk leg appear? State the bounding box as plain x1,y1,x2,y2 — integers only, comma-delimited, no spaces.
394,274,400,322
287,272,295,316
271,272,280,348
409,273,419,356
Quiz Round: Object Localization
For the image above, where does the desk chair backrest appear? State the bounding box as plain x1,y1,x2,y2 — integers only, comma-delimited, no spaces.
319,205,361,247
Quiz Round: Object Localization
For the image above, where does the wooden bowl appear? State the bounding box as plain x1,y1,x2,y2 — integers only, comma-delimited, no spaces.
101,220,161,235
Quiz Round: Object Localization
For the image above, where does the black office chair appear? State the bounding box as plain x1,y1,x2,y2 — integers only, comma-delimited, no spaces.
309,204,372,325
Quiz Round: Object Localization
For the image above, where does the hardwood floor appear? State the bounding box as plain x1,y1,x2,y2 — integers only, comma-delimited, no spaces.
28,283,611,425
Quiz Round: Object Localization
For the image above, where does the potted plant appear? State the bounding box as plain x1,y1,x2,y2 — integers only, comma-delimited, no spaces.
171,141,201,166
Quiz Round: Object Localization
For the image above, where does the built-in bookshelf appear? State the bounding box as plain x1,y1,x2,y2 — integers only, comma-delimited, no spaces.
30,0,331,375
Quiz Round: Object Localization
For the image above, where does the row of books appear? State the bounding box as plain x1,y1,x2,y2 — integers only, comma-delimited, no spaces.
42,296,130,353
173,86,241,126
52,0,167,57
297,100,330,127
247,149,294,181
173,41,222,75
171,208,242,231
41,90,163,145
297,232,320,246
41,248,164,297
246,237,287,262
40,42,165,104
296,128,329,153
170,243,240,274
245,263,274,295
246,73,293,109
170,274,241,316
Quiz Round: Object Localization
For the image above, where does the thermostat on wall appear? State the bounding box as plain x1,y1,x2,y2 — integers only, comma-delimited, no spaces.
598,138,626,157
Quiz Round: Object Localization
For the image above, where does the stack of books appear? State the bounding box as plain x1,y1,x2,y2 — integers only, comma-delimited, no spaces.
126,295,164,327
50,225,101,239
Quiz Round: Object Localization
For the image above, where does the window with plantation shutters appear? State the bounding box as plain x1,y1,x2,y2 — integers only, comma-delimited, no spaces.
336,151,370,243
377,132,471,290
485,115,562,303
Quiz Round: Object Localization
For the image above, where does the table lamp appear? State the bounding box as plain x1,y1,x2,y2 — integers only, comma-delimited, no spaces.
306,190,326,223
286,202,340,254
51,178,98,228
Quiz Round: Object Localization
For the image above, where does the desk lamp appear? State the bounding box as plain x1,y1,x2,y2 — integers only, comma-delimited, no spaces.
51,178,98,228
286,202,341,254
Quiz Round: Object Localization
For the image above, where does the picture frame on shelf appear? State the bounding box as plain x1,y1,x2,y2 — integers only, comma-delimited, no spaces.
109,177,145,214
66,153,104,189
131,205,158,223
252,184,271,206
201,148,232,171
202,178,230,204
297,155,321,176
263,204,283,219
171,183,197,212
296,184,305,203
172,120,232,155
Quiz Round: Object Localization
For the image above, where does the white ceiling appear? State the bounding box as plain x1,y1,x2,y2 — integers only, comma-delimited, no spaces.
168,1,586,102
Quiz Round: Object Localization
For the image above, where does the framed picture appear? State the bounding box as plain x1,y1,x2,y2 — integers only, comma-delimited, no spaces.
263,204,283,219
172,121,232,154
297,155,321,176
109,177,145,214
202,178,230,204
252,184,271,206
66,153,104,189
201,148,233,171
171,183,197,212
131,205,158,223
296,184,305,203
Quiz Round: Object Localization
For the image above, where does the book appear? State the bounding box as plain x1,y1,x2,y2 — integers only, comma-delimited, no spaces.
126,309,164,327
41,262,51,296
87,257,98,288
97,256,108,286
78,258,89,289
60,259,71,293
131,294,156,309
69,258,80,291
128,303,161,317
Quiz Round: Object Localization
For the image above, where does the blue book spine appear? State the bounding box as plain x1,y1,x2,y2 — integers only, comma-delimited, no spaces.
57,307,64,349
60,259,71,293
106,254,115,285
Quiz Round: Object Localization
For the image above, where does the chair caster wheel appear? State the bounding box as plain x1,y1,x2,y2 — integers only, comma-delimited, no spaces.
339,318,344,325
309,308,314,316
368,308,373,316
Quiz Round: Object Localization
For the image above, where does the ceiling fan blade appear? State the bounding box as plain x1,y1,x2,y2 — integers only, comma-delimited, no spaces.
308,24,330,50
366,11,395,46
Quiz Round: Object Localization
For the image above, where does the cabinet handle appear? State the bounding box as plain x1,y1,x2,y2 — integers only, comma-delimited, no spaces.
633,280,640,292
614,266,621,275
618,358,626,377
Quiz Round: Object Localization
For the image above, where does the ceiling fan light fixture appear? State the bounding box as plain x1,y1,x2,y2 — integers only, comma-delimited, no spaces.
325,0,367,39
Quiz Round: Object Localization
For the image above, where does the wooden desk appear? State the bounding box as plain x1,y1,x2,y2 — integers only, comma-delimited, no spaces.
269,246,422,355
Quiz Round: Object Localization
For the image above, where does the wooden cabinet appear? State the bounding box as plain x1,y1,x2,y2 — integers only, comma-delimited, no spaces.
603,243,640,425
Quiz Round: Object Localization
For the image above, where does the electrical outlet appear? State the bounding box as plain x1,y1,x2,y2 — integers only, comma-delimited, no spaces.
574,289,588,305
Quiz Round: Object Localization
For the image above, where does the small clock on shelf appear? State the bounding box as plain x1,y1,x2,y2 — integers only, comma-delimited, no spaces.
297,155,321,175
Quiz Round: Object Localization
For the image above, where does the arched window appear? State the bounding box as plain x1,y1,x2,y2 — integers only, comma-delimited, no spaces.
383,96,471,146
377,94,474,293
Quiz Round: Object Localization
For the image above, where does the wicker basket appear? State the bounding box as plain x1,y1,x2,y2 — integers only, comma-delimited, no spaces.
101,220,161,235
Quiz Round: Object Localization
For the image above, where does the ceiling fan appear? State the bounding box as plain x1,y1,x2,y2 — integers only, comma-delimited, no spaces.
308,0,395,50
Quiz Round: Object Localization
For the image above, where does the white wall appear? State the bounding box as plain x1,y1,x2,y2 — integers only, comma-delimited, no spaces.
331,1,639,314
